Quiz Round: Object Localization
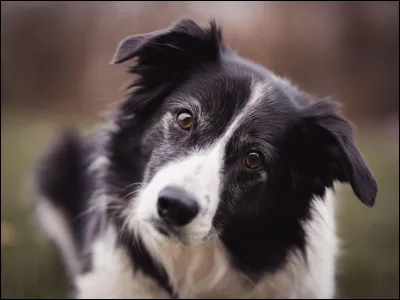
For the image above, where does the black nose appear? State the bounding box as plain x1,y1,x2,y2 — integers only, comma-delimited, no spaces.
157,186,199,227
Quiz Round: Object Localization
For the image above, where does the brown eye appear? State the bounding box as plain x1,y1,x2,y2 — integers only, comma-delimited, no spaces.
246,152,262,169
177,112,193,130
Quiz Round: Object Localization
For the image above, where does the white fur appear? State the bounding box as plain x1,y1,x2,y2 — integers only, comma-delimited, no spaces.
71,188,338,298
221,81,268,140
133,146,223,245
75,225,170,299
35,197,80,278
88,155,109,174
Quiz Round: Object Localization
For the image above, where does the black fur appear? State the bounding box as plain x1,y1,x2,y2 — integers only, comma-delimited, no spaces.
34,130,90,256
33,18,378,298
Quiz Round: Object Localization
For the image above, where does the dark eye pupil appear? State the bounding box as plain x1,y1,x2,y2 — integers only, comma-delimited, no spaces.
246,152,261,168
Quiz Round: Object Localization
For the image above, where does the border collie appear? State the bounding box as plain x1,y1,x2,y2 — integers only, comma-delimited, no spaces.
32,18,378,299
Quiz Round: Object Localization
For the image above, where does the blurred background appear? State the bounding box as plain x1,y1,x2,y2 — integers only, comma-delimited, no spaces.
1,1,398,299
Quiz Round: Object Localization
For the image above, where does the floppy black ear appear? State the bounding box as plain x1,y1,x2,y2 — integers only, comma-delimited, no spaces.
295,99,378,207
111,18,223,64
111,18,224,71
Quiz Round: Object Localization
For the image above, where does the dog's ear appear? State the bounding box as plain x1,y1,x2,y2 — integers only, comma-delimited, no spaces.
111,18,224,69
291,99,378,207
110,18,225,127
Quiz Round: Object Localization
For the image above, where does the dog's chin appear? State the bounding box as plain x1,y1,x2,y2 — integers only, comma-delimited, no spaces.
141,219,211,247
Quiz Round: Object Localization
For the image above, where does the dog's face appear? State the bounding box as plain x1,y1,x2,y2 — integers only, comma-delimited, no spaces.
130,72,279,246
106,19,377,273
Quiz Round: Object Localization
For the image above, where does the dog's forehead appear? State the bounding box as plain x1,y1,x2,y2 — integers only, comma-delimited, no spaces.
172,67,252,107
174,60,295,107
167,60,299,135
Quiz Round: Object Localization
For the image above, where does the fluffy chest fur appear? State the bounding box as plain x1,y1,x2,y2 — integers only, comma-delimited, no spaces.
75,190,338,299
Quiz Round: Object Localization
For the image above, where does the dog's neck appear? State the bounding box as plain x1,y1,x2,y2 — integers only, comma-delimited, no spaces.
139,227,249,298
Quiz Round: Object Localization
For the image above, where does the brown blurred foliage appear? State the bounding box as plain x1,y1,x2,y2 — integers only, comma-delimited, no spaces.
1,1,398,123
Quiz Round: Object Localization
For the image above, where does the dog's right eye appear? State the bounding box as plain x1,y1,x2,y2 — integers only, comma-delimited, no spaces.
177,111,193,130
245,152,262,169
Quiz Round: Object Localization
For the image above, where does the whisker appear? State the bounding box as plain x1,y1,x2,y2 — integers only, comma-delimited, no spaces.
71,200,118,223
71,205,99,222
121,186,142,201
122,182,143,191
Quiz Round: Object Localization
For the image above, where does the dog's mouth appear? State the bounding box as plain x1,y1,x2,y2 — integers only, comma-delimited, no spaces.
145,218,211,246
147,219,185,243
153,220,176,237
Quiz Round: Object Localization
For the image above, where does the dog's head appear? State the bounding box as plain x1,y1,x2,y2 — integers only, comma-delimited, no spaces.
105,19,377,271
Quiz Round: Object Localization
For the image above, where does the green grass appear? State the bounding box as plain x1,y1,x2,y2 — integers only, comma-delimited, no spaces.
1,106,398,298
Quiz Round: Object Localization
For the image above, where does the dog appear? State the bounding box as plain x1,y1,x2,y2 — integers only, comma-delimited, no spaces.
32,18,378,299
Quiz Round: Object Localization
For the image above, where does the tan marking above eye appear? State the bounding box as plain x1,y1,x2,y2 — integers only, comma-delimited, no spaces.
246,152,262,169
177,112,193,130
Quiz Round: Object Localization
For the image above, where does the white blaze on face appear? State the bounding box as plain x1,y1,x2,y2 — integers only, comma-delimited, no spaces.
135,146,223,244
132,81,268,244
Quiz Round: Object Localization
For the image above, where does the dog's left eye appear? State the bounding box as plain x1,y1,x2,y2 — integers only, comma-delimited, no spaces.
245,152,262,169
177,111,193,130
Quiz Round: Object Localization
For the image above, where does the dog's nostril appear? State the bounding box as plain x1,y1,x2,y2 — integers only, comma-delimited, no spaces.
158,199,169,215
157,186,199,227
